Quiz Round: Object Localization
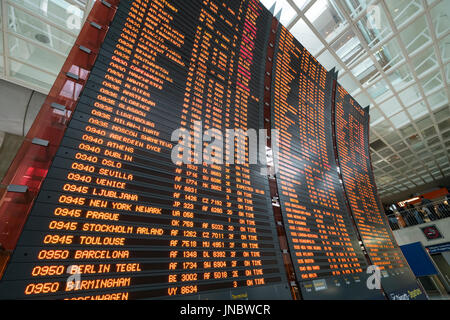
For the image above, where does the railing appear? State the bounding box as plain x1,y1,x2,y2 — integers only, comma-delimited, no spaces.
387,199,450,230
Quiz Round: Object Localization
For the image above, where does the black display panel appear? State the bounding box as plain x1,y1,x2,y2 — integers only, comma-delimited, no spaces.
0,0,427,301
334,84,426,300
0,0,291,300
270,26,382,299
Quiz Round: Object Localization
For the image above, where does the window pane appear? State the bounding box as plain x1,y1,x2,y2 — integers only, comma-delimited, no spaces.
331,29,365,66
400,16,432,54
440,34,450,63
391,111,410,128
357,5,392,48
375,37,405,72
398,84,422,107
385,0,423,29
420,71,443,95
366,78,391,101
305,0,348,43
373,120,395,137
411,47,439,77
393,142,408,152
427,91,448,110
370,107,384,125
317,49,343,72
278,0,297,26
351,56,378,85
387,64,415,91
354,92,371,108
384,132,402,144
339,73,360,94
438,119,450,132
8,60,55,92
408,102,428,120
430,0,450,37
7,5,76,56
8,34,65,76
422,125,437,137
12,0,84,34
342,0,376,19
379,96,402,117
290,18,324,55
292,0,311,11
434,105,450,121
447,64,450,83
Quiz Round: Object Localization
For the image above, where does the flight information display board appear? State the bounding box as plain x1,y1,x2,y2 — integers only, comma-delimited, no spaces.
334,84,425,299
270,26,380,299
0,0,292,300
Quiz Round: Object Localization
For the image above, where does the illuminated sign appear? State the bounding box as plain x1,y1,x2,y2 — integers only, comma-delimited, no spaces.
334,84,422,298
0,0,421,301
0,0,290,300
270,26,378,299
398,197,420,208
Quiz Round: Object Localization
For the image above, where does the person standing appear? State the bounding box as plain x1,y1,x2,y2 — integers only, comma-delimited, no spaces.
407,203,424,225
437,194,450,218
420,196,438,221
398,205,410,226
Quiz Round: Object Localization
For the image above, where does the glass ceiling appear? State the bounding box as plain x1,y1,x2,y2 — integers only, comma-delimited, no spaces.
0,0,448,202
261,0,450,201
0,0,90,93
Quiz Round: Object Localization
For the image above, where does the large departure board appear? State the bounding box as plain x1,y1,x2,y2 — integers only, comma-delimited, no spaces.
270,26,380,299
0,0,426,301
334,84,424,299
0,0,292,300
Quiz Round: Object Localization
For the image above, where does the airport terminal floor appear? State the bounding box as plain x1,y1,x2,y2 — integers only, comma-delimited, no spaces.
0,0,449,306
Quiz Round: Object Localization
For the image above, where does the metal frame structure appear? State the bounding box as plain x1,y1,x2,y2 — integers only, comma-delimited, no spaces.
0,0,118,274
263,0,449,201
0,0,92,94
0,0,449,200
